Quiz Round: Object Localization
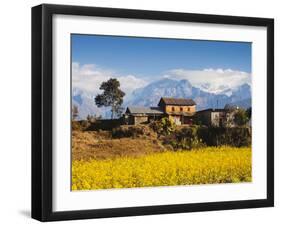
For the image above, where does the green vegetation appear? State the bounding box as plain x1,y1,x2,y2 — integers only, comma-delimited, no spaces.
149,117,176,135
234,109,250,126
95,78,125,119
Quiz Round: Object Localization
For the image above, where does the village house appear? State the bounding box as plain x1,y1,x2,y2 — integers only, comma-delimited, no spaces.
124,106,164,125
195,106,239,127
124,97,247,127
158,97,196,125
195,108,226,127
124,97,196,125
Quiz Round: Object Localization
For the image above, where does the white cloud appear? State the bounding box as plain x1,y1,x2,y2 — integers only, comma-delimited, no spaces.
165,68,251,94
118,75,148,94
72,62,148,95
72,63,251,98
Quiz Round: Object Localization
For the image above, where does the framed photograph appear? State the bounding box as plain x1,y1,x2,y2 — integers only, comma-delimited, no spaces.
32,4,274,221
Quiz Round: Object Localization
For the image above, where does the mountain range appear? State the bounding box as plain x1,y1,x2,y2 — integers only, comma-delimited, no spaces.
72,78,251,119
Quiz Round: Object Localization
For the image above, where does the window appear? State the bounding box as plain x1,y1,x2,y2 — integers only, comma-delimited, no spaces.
187,107,190,111
172,107,175,111
180,107,183,111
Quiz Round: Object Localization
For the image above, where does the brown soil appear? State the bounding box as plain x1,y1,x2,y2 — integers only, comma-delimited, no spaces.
72,130,165,161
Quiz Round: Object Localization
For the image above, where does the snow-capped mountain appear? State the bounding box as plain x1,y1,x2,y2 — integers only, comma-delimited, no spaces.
72,88,108,119
229,83,251,103
125,78,251,110
125,79,193,107
72,79,251,119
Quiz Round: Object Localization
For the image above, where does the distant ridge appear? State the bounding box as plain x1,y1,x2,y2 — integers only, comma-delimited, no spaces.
73,78,251,119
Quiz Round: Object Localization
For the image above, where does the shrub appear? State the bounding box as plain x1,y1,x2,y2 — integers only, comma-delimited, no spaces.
233,109,250,126
150,117,176,136
161,125,251,149
86,119,121,131
72,121,82,131
162,126,205,150
197,126,251,147
81,120,91,129
112,125,157,139
72,120,91,131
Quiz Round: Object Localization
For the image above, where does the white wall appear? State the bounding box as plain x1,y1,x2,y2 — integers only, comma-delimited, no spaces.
0,0,279,225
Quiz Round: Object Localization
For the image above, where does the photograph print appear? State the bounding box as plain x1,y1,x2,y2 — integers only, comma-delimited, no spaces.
71,34,252,191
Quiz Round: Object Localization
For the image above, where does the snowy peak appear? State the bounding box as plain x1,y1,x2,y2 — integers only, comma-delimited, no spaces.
126,79,251,111
72,79,251,119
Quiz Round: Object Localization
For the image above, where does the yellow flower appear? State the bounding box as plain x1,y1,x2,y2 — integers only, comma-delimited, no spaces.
72,146,251,190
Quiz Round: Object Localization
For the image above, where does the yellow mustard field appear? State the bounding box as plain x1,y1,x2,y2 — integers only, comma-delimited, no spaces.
72,146,251,190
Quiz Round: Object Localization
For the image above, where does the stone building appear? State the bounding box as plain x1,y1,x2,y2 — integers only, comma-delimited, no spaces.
124,97,196,125
195,107,239,127
158,97,196,125
195,108,226,127
124,106,163,125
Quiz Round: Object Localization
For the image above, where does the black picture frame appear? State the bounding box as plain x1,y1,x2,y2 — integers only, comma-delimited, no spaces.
32,4,274,222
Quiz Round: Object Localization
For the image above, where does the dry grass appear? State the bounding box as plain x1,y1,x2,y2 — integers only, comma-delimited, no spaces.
72,130,165,160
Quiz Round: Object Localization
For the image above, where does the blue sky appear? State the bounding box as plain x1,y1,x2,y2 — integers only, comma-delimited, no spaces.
72,34,251,77
71,34,252,95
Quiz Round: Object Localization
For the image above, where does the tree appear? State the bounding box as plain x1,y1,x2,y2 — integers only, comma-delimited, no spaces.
246,107,252,120
95,78,125,119
72,105,79,120
233,109,249,126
